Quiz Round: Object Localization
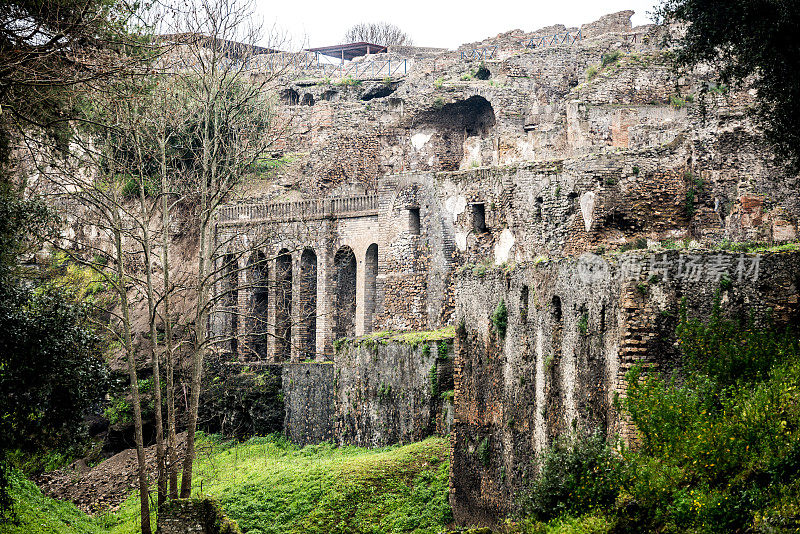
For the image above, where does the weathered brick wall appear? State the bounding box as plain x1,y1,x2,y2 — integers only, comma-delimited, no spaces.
449,251,800,527
334,338,453,446
156,498,241,534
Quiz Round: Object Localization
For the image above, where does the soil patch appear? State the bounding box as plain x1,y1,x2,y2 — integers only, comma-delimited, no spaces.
35,433,187,514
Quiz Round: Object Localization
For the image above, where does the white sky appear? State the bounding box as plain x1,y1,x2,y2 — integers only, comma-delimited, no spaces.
255,1,660,50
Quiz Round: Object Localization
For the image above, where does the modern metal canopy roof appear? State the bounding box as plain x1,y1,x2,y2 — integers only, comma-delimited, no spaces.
306,42,388,61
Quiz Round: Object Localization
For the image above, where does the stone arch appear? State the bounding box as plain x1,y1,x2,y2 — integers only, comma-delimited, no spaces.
248,251,268,359
301,93,315,106
299,248,318,360
333,245,357,339
223,253,238,357
275,249,292,362
281,88,299,106
416,95,496,170
364,244,378,333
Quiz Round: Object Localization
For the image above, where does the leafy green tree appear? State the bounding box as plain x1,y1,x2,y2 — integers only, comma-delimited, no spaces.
0,0,138,164
0,183,108,522
656,0,800,169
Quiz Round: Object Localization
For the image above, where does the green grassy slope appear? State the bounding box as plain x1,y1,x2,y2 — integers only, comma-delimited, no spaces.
104,435,452,534
3,472,109,534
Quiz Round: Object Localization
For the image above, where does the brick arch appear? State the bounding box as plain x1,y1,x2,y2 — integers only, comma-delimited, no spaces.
275,249,292,362
299,247,318,359
247,251,268,360
332,245,357,339
364,243,378,333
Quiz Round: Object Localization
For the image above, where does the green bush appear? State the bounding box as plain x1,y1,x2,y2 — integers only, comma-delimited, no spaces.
519,298,800,533
492,299,508,338
199,360,283,439
601,50,622,67
428,364,438,398
683,172,705,218
619,305,800,532
577,313,588,335
670,95,687,108
119,175,159,199
476,437,491,468
519,432,623,522
436,340,449,360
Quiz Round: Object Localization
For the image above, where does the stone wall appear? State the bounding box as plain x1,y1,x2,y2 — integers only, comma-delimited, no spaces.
282,363,335,445
156,498,242,534
334,336,453,447
448,250,800,527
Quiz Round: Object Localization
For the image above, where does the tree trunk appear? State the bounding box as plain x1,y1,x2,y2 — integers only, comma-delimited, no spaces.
113,203,152,534
159,134,180,500
136,159,166,508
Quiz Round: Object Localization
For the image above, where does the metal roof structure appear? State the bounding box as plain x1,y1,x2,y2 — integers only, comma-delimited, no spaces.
306,42,388,61
160,33,281,59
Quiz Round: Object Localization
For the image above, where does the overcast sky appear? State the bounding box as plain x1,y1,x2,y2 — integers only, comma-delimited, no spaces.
255,1,660,50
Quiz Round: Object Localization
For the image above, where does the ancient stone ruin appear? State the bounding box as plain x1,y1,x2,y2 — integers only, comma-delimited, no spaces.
205,10,799,527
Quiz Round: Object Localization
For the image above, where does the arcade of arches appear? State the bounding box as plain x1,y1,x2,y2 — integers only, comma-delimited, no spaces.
222,243,378,362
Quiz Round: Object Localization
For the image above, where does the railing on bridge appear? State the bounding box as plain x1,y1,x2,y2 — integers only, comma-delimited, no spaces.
326,59,408,79
521,29,583,49
459,47,497,61
250,53,409,80
218,195,379,223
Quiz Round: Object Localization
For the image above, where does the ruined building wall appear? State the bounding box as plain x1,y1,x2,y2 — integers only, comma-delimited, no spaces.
334,339,453,447
448,251,800,527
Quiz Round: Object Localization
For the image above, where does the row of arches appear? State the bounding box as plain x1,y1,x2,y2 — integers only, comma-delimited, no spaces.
224,243,378,361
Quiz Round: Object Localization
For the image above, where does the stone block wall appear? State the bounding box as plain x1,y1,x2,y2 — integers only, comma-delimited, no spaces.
334,338,453,447
448,250,800,527
156,498,241,534
282,363,335,445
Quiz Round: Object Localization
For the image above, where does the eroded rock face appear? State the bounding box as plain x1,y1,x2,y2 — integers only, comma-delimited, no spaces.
210,8,798,368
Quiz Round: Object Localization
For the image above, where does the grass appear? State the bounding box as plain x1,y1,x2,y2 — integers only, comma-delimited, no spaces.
8,436,452,534
4,471,109,534
106,435,452,534
344,326,456,349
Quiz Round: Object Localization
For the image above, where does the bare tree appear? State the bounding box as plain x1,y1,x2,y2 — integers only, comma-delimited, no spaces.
159,0,293,497
343,22,413,46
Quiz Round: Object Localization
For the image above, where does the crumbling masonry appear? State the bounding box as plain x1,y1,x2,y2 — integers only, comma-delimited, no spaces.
209,10,800,527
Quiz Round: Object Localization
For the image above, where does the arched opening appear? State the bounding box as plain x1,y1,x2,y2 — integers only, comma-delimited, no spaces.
299,248,317,360
475,65,491,80
275,249,292,362
224,254,238,357
301,93,315,106
333,246,357,340
520,285,529,323
281,88,299,106
248,251,268,360
364,244,378,333
552,296,563,323
418,95,496,171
